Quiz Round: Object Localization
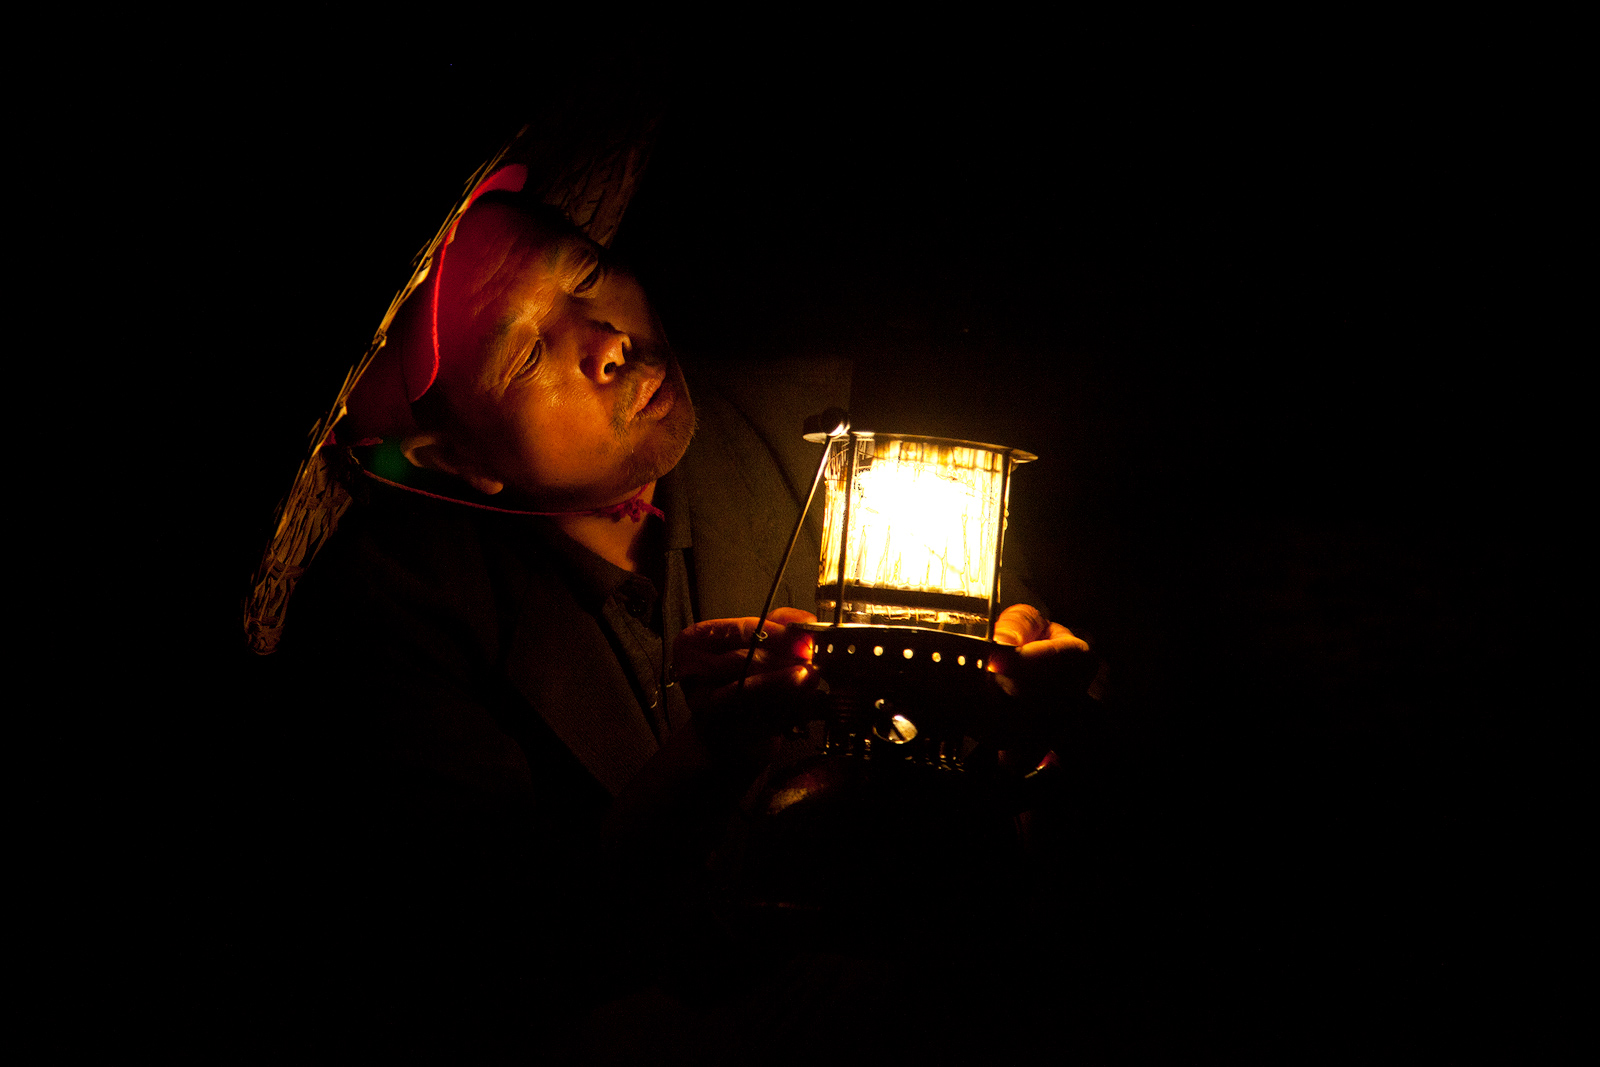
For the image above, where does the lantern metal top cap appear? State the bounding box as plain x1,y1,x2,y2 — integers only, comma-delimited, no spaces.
801,407,851,442
802,426,1038,464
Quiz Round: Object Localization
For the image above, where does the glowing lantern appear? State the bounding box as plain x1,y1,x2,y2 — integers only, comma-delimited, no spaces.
788,422,1036,769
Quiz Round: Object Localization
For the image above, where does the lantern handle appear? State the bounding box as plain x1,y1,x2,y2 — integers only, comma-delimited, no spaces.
738,410,851,690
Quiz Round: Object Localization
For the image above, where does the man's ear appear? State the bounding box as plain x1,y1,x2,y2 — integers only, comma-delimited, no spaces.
400,431,505,496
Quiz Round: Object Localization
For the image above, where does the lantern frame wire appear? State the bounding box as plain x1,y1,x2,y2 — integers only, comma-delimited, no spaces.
737,409,851,691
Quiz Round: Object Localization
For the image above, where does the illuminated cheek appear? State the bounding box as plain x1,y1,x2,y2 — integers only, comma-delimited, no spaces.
504,400,598,485
509,407,564,473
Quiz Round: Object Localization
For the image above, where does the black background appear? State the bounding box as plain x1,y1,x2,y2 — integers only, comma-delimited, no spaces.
106,30,1551,1060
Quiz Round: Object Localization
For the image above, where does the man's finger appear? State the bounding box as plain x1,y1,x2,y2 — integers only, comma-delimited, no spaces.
766,607,818,627
992,604,1050,648
677,645,813,681
707,663,820,706
987,622,1091,676
1012,622,1090,659
675,611,816,680
677,617,800,656
677,608,817,654
677,616,765,650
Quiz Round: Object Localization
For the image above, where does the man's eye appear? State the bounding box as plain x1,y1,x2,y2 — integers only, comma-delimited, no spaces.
572,264,603,295
514,339,546,379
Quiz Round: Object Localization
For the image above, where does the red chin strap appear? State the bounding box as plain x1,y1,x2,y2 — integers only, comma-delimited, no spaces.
404,163,531,404
362,469,664,522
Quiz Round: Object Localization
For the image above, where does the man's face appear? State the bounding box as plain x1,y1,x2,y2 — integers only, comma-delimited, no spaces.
430,201,695,509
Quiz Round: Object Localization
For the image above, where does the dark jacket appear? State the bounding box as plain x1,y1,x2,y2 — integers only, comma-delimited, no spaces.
276,359,852,1056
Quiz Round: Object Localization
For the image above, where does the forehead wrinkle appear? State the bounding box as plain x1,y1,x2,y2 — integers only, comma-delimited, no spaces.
472,236,536,315
470,232,556,346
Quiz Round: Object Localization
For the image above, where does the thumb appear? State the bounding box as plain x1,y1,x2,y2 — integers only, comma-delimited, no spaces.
992,604,1049,647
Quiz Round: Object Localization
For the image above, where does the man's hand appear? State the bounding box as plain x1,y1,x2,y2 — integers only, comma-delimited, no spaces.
674,607,820,719
986,604,1096,700
607,609,822,851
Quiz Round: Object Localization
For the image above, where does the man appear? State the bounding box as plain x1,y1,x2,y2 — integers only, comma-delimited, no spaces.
278,183,1093,1058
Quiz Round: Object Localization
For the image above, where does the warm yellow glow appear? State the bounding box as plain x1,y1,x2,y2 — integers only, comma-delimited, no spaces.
819,437,1010,618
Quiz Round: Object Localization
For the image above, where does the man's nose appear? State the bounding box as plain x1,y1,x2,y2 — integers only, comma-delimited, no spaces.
578,322,629,384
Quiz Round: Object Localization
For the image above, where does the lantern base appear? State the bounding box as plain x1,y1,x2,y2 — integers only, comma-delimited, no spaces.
795,623,1001,772
815,594,990,636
